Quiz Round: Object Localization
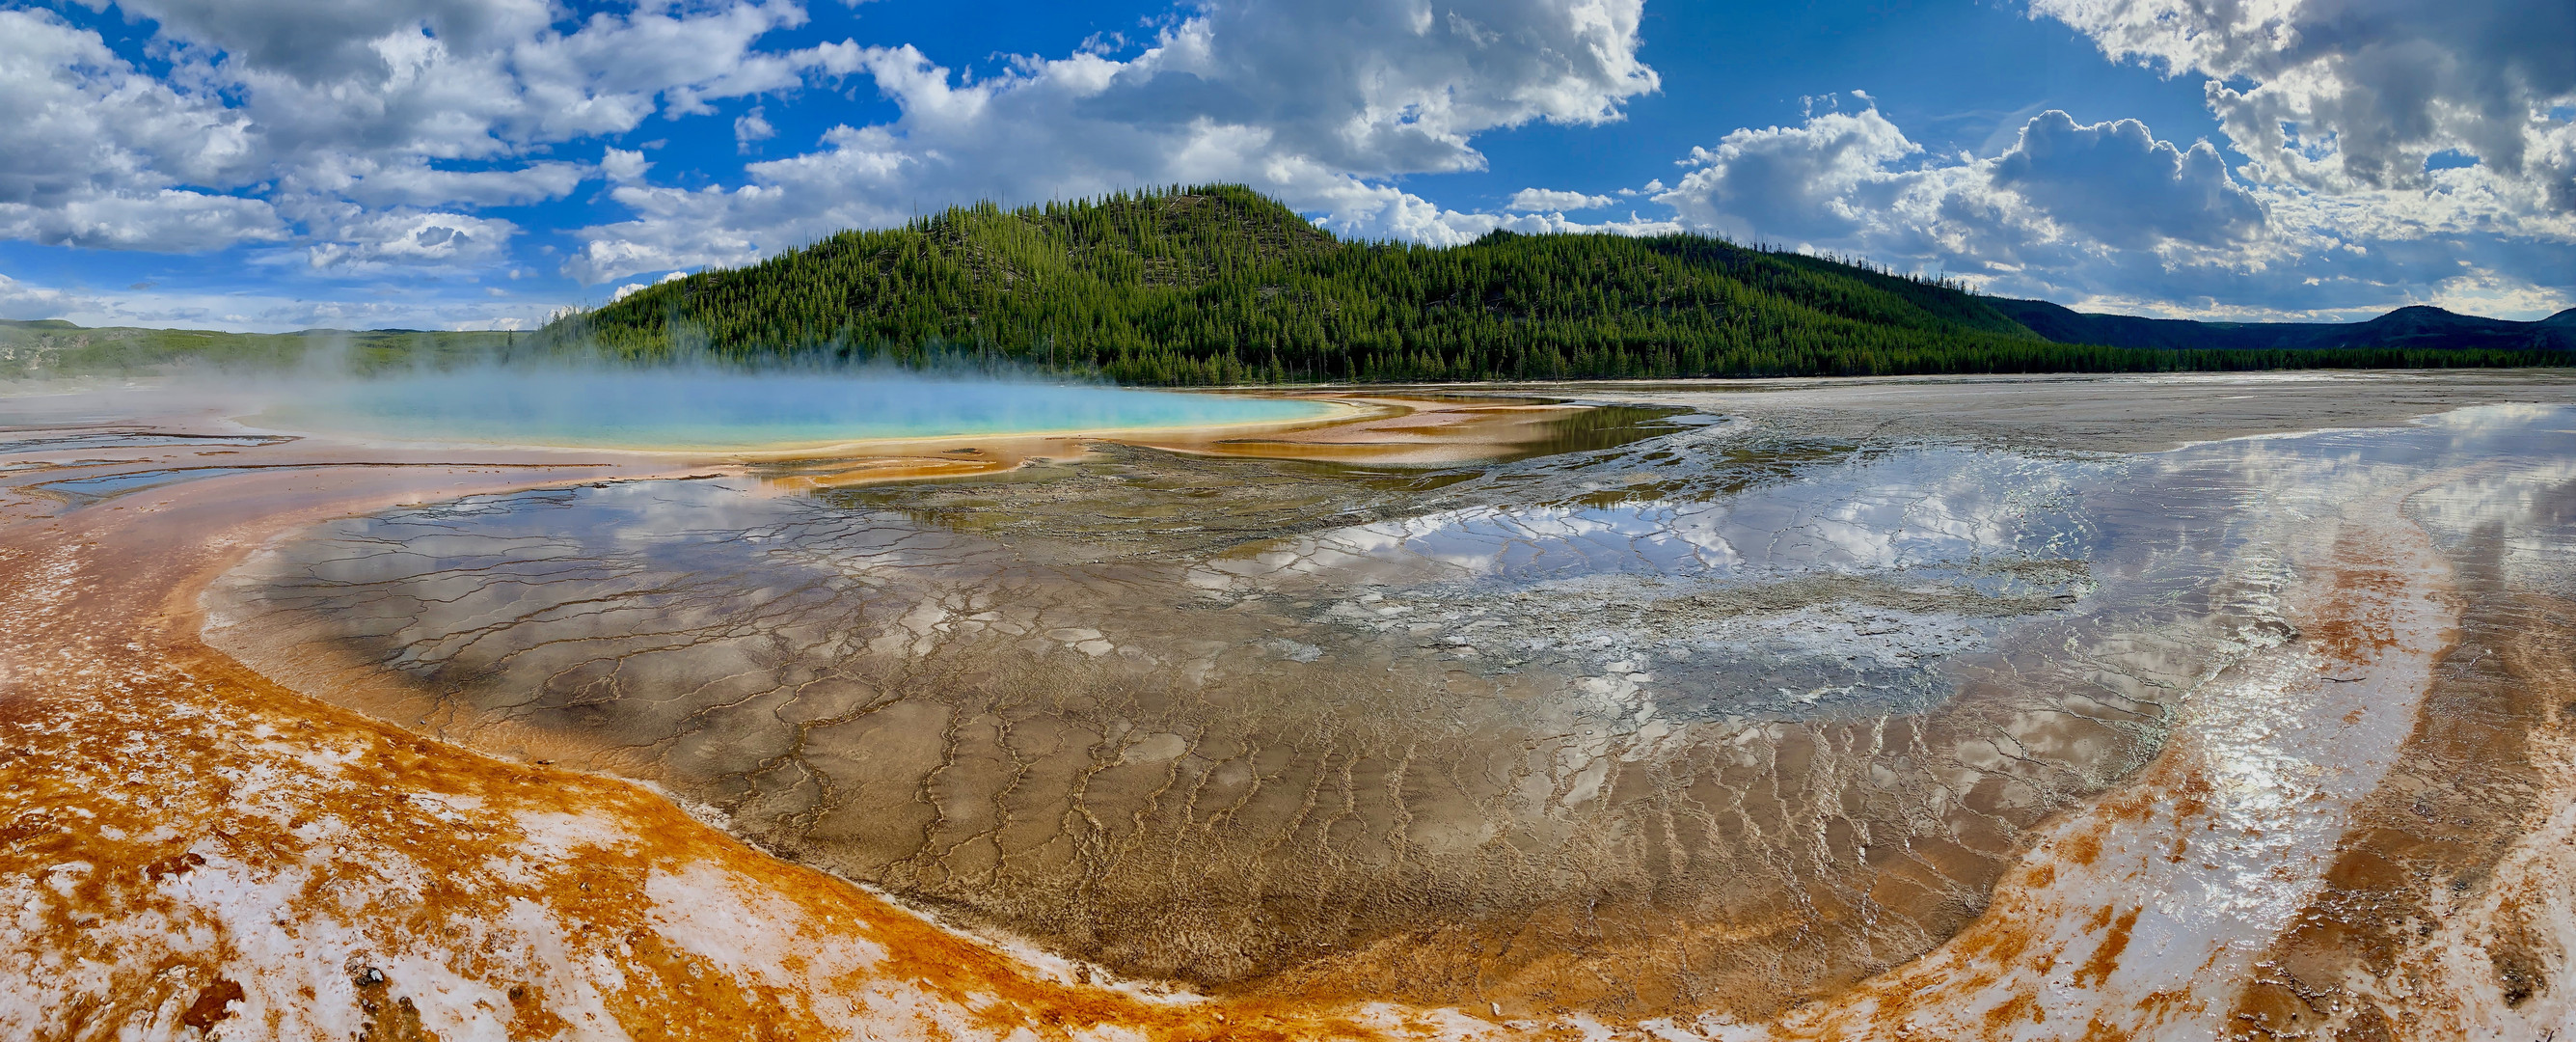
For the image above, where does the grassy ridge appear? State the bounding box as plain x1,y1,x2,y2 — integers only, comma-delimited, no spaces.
0,319,522,379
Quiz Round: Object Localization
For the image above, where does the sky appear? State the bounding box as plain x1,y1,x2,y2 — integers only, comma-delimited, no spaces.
0,0,2568,333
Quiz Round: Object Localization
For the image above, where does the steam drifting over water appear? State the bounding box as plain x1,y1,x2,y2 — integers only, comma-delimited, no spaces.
246,368,1336,450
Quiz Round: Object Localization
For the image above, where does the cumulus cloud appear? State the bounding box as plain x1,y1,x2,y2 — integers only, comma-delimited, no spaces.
600,148,652,185
607,268,691,304
0,273,95,321
12,0,1664,287
734,107,776,151
1506,188,1616,211
17,0,2557,326
0,9,283,250
1640,2,2576,318
2033,0,2576,210
1652,104,2576,317
0,267,556,331
3,0,863,263
567,0,1662,281
0,190,286,253
299,207,518,272
1659,108,1922,243
1991,111,2264,248
103,0,848,156
285,155,592,208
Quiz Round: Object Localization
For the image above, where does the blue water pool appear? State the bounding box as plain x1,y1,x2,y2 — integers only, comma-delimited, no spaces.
254,370,1338,451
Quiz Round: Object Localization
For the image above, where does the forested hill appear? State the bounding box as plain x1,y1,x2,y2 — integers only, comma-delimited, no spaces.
550,185,2569,384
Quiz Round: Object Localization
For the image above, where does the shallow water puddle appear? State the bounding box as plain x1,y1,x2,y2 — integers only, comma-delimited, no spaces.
0,431,295,454
34,466,276,505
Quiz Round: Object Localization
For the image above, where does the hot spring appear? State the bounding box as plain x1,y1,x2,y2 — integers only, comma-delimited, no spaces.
248,369,1341,451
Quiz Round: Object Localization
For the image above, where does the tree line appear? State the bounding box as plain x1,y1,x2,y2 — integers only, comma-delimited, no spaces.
543,184,2570,384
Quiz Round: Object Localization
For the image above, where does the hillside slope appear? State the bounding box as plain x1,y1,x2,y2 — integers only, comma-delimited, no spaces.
556,185,2568,383
0,319,517,378
553,185,2156,383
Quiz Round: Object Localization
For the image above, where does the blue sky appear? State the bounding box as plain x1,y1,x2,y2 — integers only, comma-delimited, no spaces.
1,0,2567,332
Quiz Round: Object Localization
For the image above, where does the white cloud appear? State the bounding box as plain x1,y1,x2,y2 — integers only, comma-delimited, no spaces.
285,155,592,208
0,1,862,264
0,190,286,253
734,107,776,151
2422,267,2576,319
0,10,258,197
608,268,691,304
0,273,94,321
107,0,844,157
1654,103,2576,319
1628,2,2576,319
0,9,283,250
17,0,2554,325
2033,0,2576,210
568,0,1662,281
1660,108,1922,244
600,148,653,184
1990,111,2264,248
299,207,519,272
0,268,556,332
1506,188,1616,211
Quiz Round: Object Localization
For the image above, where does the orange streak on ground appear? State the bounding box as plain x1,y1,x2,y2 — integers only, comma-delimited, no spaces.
1695,492,2464,1042
10,393,2561,1040
0,456,1513,1040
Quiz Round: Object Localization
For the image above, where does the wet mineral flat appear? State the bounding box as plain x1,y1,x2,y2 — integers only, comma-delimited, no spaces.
194,380,2576,1028
10,371,2576,1040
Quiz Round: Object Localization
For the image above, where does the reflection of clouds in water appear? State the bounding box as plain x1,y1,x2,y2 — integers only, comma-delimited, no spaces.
1300,500,1745,579
1237,406,2576,742
2406,458,2576,591
388,479,984,581
2415,402,2566,430
1238,448,2105,585
2175,406,2576,590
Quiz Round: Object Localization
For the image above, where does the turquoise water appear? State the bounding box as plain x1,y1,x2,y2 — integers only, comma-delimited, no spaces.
257,370,1337,450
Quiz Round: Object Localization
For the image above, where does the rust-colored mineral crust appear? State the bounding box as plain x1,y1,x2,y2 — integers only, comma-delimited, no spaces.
0,456,1496,1040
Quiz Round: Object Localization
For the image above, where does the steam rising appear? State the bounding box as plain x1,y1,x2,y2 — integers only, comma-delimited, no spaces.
0,329,1332,452
254,368,1333,450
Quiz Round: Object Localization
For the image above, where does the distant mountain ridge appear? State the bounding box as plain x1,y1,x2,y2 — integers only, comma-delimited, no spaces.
1988,298,2576,353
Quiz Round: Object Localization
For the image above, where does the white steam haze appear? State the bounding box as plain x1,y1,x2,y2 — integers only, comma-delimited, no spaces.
1,333,1332,453
251,368,1335,451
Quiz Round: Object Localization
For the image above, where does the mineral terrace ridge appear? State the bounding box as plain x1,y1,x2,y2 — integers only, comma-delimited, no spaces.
6,370,2576,1041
